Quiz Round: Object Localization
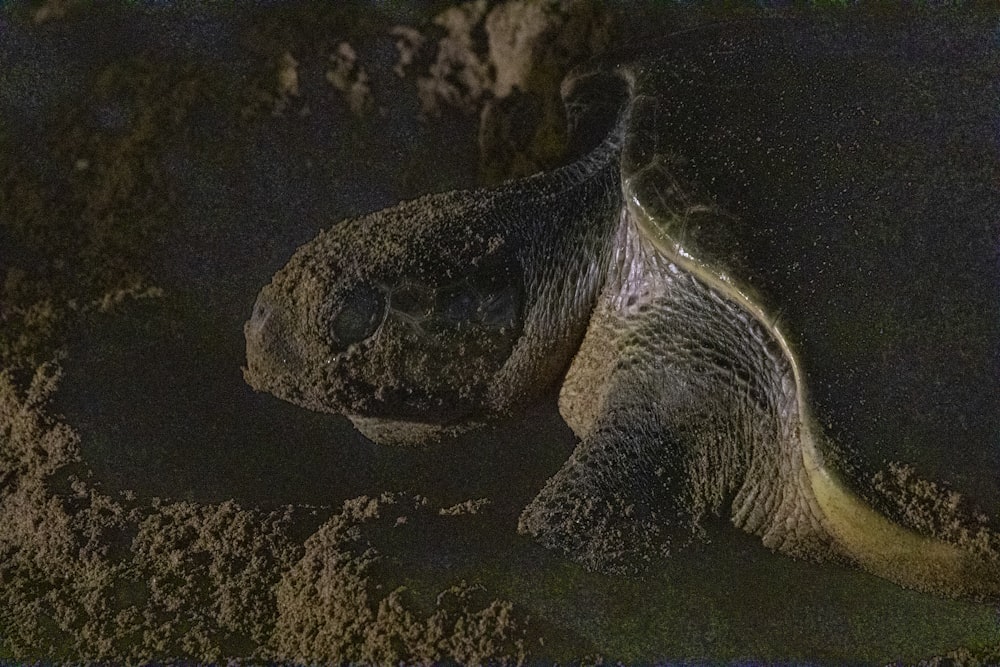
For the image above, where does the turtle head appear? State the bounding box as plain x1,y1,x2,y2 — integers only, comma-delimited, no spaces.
244,190,526,446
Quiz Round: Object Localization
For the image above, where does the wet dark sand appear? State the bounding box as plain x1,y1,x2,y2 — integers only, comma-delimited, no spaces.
1,2,998,664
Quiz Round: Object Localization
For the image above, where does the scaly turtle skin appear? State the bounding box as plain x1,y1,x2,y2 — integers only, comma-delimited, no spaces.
245,18,1000,598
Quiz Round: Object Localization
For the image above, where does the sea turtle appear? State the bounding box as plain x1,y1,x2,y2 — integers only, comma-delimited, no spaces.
244,17,1000,598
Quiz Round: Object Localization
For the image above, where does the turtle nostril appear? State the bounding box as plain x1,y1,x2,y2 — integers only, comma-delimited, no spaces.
247,292,275,340
246,288,296,363
245,287,304,383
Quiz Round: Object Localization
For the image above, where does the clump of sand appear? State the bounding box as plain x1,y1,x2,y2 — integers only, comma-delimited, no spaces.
0,366,534,663
272,493,530,666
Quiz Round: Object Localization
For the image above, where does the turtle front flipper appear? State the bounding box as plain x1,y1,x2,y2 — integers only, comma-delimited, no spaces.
520,220,1000,598
517,370,694,575
519,234,833,574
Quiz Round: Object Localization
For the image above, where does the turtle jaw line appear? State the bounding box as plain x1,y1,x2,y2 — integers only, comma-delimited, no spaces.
347,413,483,447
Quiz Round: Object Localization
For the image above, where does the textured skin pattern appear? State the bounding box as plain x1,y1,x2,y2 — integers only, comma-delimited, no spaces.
620,17,1000,514
520,214,836,573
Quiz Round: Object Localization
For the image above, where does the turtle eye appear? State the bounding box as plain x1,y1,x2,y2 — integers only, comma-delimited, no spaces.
331,286,385,347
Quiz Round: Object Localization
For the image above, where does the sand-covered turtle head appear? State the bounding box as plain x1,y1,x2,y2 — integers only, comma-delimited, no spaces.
244,190,526,445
